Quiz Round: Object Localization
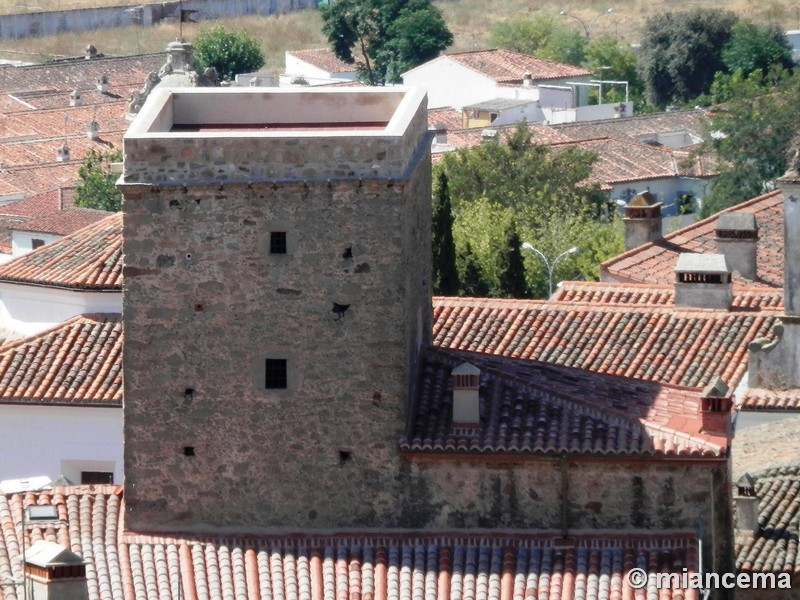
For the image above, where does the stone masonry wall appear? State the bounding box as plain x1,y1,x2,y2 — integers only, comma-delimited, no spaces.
122,162,431,532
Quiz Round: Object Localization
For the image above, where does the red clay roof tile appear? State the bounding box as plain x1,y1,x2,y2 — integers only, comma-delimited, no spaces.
286,48,357,74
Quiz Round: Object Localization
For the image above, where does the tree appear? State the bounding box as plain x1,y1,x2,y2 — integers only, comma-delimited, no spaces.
457,243,489,297
497,224,528,298
432,172,459,295
194,26,265,81
722,21,794,78
583,34,641,102
488,15,586,66
321,0,452,85
637,9,738,107
75,149,123,212
701,67,800,215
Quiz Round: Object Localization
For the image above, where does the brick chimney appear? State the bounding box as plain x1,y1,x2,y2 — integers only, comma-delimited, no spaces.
674,253,732,310
699,375,732,436
733,473,759,536
25,541,88,600
452,363,480,425
716,212,758,279
623,191,662,250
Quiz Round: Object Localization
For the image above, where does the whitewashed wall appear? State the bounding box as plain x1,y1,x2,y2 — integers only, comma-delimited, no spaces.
0,282,121,336
0,404,122,483
10,231,60,257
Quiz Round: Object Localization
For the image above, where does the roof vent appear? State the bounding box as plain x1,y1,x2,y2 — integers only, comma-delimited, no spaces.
674,253,732,310
85,44,97,60
452,362,480,426
433,122,448,145
699,375,732,436
69,90,81,107
522,71,532,87
716,212,758,279
96,74,108,94
56,143,70,162
622,191,662,250
86,120,99,141
733,473,760,536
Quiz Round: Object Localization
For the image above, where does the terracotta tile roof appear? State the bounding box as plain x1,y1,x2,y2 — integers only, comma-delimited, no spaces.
553,281,784,311
427,107,462,130
552,110,708,144
0,212,121,290
0,133,125,171
0,313,121,407
416,49,592,83
0,162,92,197
602,190,784,288
13,207,107,235
286,48,357,74
1,102,128,140
405,348,727,457
736,466,800,574
739,388,800,411
0,486,699,600
431,123,573,161
432,296,777,390
2,85,139,112
0,187,77,217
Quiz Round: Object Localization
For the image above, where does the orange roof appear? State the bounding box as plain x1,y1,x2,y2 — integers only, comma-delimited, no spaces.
0,212,121,290
14,207,108,235
0,486,699,600
286,48,357,73
407,49,592,83
432,296,777,390
0,313,121,406
0,161,92,197
553,109,708,143
602,190,784,288
427,107,462,130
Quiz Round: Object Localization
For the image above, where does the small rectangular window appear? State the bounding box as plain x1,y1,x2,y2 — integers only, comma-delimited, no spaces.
265,359,287,389
31,239,45,250
81,471,113,484
270,232,287,254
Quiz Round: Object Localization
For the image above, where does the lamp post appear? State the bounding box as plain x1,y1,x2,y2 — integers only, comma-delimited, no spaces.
559,8,614,39
521,243,578,297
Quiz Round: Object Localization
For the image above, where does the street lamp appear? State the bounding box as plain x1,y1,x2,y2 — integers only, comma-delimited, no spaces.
521,243,579,297
559,8,614,39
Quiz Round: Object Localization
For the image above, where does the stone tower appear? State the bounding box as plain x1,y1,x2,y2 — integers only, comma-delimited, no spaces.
120,88,432,532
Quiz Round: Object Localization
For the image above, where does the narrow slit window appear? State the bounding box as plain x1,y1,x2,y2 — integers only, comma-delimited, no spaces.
265,359,288,389
270,232,287,254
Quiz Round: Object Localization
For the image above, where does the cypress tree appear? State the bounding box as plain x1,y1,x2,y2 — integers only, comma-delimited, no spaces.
497,224,528,298
457,243,489,297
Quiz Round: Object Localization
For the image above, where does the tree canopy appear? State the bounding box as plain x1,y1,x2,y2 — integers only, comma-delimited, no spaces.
488,15,586,66
74,148,123,212
194,26,265,81
721,21,794,78
321,0,453,85
637,9,738,107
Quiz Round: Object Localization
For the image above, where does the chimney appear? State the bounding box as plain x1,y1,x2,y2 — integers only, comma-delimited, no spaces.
481,129,498,142
69,90,81,107
433,122,447,145
86,121,99,141
56,143,70,162
96,75,108,94
733,473,760,536
674,253,732,310
452,363,480,425
84,44,97,60
699,375,732,437
715,212,758,279
613,103,626,119
522,71,532,87
776,171,800,315
622,191,662,250
24,540,88,600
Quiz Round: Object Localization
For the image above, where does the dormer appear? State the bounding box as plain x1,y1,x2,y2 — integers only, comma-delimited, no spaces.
674,253,732,310
452,362,480,426
715,212,758,279
622,191,662,250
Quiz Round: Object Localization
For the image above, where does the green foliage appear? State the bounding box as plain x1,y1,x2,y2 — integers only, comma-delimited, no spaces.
637,9,738,107
440,124,623,297
488,15,586,65
74,148,123,212
321,0,452,85
497,224,528,298
702,68,800,215
722,21,794,77
583,34,641,102
432,172,459,296
194,26,265,81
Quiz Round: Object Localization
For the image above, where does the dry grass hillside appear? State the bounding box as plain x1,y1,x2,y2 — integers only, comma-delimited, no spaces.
2,0,800,69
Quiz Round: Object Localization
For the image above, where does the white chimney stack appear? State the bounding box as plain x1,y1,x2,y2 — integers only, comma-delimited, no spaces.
452,363,480,425
674,253,732,310
96,75,108,93
56,143,70,162
86,121,99,141
734,473,759,536
716,212,758,280
69,90,81,107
